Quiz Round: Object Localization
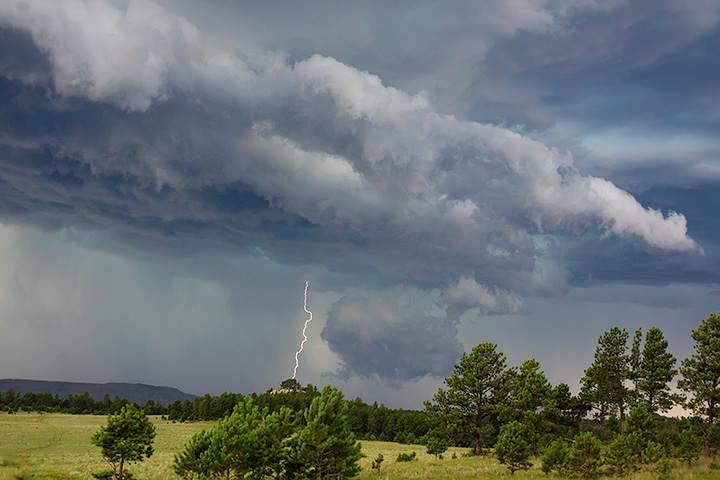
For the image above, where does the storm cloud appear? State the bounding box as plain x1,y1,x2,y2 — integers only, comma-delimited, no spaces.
0,0,717,393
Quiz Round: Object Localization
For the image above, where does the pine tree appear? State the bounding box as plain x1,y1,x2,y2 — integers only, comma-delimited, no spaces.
508,358,554,454
288,385,361,479
629,327,643,404
678,428,701,467
638,327,679,412
202,397,267,479
173,430,212,480
566,432,603,479
495,421,532,476
91,404,156,480
605,433,641,477
542,439,569,476
257,406,297,480
580,327,630,434
679,313,720,456
425,435,448,459
424,342,509,454
679,313,720,423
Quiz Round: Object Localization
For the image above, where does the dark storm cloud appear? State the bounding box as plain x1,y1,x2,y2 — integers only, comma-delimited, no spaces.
0,0,711,384
322,291,463,383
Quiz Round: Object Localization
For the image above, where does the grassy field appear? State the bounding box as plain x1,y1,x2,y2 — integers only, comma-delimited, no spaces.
1,412,719,480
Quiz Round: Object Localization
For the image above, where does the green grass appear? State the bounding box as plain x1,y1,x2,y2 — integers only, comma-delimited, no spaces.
0,412,214,480
1,412,719,480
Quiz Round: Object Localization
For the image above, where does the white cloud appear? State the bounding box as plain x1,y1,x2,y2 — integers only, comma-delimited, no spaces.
442,276,524,320
0,0,202,111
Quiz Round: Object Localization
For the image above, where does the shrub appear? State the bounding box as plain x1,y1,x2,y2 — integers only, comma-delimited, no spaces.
396,451,416,462
371,454,384,473
656,456,672,480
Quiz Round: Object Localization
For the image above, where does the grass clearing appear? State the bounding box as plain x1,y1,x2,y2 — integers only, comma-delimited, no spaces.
0,412,214,480
1,412,719,480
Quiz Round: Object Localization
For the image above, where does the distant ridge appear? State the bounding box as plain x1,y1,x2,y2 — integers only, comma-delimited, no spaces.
0,379,197,406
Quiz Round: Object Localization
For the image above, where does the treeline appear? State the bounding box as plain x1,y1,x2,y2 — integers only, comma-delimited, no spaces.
0,380,438,446
424,313,720,476
0,389,144,415
166,379,438,444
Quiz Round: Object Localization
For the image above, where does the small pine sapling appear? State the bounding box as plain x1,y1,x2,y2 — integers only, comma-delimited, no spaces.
495,421,532,476
370,454,384,473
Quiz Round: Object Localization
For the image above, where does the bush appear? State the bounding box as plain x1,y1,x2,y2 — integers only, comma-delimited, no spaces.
371,454,384,473
396,451,416,462
656,456,672,480
91,471,114,480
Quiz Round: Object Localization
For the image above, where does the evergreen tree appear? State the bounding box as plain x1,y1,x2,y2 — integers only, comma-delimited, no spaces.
257,406,297,480
624,403,660,451
679,313,720,456
202,397,267,479
173,430,212,480
677,428,701,467
638,327,679,412
91,404,156,480
495,421,532,476
541,439,569,476
566,432,603,479
628,327,643,404
370,454,384,473
580,327,630,434
424,342,509,454
280,378,303,391
507,358,554,454
552,383,590,435
655,455,672,480
288,385,361,479
425,435,448,459
605,433,641,477
679,313,720,424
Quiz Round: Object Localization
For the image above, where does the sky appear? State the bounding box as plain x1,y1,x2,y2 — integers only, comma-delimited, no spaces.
0,0,719,409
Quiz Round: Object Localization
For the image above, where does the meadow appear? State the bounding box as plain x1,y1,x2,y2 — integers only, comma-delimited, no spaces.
1,412,719,480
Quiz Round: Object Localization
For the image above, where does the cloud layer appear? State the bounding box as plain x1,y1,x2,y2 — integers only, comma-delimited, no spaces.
0,0,713,385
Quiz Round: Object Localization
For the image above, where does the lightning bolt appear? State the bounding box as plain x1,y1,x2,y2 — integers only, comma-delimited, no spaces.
292,281,313,379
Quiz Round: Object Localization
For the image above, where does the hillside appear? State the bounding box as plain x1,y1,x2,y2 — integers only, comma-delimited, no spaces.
0,379,197,406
